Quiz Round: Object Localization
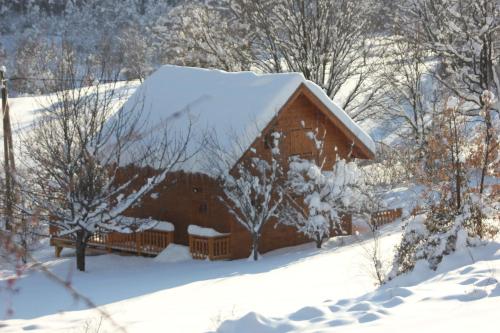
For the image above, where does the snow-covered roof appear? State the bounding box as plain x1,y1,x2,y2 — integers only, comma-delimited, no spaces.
121,65,375,171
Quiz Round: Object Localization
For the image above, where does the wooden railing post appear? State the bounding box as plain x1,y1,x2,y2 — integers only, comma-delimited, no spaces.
208,238,214,260
136,232,142,255
189,235,193,257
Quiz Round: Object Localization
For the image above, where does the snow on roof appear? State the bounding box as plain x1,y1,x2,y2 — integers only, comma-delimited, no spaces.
121,65,375,171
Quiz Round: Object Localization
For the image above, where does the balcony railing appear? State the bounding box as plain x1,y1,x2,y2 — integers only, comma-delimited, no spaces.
188,234,231,260
50,225,174,257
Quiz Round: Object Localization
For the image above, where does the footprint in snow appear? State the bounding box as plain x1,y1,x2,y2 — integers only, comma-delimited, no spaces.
217,312,294,333
370,290,393,302
390,287,413,298
288,306,325,321
325,319,354,327
488,283,500,297
377,308,390,315
459,277,479,285
371,287,412,303
382,296,405,308
459,267,475,274
347,302,373,312
309,316,326,323
23,325,42,331
474,277,498,287
328,305,342,312
336,299,351,306
358,312,381,323
443,288,488,302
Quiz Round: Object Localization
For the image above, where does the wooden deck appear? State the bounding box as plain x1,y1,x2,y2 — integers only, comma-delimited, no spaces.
50,226,233,260
50,228,174,257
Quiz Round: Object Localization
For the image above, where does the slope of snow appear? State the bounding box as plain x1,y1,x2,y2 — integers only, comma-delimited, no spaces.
1,221,499,333
0,224,401,332
121,65,376,171
217,242,500,333
2,81,139,135
154,244,192,263
0,81,139,158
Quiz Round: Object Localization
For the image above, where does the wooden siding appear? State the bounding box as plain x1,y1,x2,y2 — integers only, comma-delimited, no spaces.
114,169,232,248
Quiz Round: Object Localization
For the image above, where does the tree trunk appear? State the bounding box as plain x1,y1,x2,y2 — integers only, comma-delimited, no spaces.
479,114,492,196
75,230,87,272
252,233,259,261
315,235,323,249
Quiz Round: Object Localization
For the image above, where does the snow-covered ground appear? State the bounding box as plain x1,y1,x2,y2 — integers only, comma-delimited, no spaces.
0,81,139,144
1,220,499,333
219,241,500,333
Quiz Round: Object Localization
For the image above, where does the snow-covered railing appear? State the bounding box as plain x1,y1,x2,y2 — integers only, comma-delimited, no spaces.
371,208,402,228
50,218,175,256
187,225,231,260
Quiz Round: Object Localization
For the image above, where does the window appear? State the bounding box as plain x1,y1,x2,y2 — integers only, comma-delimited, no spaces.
288,128,314,157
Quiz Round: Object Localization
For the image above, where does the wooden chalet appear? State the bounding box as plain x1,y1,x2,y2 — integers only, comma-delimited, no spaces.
51,65,377,260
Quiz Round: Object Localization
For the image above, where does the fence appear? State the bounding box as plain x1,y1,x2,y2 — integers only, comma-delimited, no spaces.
50,226,173,256
371,208,403,228
188,234,231,260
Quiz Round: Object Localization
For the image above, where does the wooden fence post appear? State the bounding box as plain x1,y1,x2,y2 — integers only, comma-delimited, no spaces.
189,235,193,258
136,232,142,255
208,238,214,260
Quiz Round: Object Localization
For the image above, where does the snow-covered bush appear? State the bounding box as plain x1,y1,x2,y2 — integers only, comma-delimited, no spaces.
388,95,499,279
387,195,494,278
282,157,365,248
280,128,366,248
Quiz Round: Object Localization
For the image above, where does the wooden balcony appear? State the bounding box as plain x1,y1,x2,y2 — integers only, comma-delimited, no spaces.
50,226,174,257
188,234,231,260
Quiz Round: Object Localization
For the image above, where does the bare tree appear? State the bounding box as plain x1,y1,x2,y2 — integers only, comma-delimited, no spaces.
380,36,440,153
396,0,500,196
398,0,499,106
117,23,153,82
166,0,386,120
17,51,194,272
211,131,284,261
357,167,394,285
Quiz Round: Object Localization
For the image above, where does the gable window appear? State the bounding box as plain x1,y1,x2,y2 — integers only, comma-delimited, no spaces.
288,128,314,157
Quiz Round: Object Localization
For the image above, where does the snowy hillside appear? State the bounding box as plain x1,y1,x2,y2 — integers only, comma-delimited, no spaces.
0,81,139,158
1,220,499,333
218,241,500,333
